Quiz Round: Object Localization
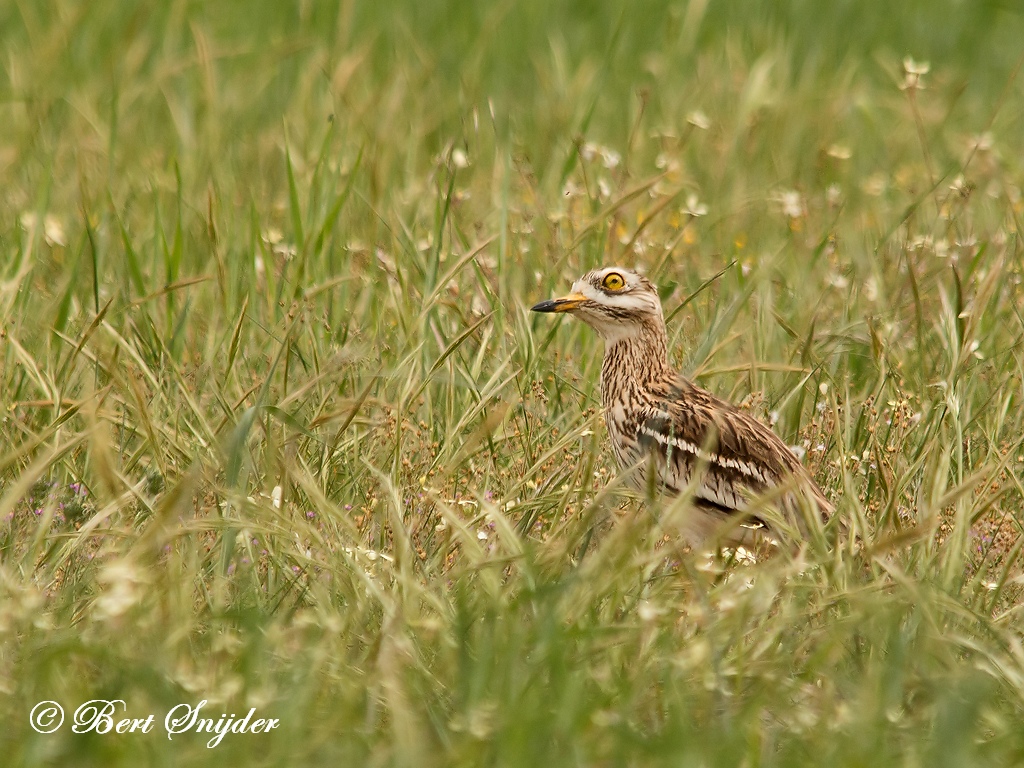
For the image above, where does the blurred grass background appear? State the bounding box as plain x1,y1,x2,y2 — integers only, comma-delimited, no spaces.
3,0,1024,765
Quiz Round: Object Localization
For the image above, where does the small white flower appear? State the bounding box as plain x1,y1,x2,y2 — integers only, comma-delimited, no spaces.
826,184,843,207
686,110,711,130
580,140,620,168
901,57,930,90
273,242,297,259
828,273,849,289
862,174,887,197
733,546,758,564
600,147,621,170
970,132,994,153
376,248,398,275
684,194,708,217
43,215,66,247
20,212,67,246
903,57,930,76
261,228,283,245
562,180,583,198
637,600,665,622
655,153,680,174
451,148,469,169
776,190,805,219
826,144,851,160
864,276,878,302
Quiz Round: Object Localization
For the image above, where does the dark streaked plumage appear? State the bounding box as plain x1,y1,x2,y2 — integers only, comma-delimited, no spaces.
532,266,834,544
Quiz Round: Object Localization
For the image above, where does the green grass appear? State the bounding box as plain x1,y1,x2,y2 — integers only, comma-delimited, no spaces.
3,1,1024,765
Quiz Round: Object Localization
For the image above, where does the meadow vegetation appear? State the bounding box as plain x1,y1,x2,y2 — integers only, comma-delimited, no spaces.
3,1,1024,764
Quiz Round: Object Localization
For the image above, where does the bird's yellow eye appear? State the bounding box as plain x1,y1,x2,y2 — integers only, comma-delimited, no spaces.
601,272,626,291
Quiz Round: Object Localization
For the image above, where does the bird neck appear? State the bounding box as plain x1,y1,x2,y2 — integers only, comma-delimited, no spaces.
600,317,671,396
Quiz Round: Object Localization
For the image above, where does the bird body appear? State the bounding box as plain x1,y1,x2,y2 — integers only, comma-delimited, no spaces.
533,266,833,544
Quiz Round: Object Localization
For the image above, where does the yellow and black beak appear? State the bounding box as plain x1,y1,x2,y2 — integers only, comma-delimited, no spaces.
530,292,587,313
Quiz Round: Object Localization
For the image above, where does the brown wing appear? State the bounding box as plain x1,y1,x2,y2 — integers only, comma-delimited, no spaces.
637,375,831,522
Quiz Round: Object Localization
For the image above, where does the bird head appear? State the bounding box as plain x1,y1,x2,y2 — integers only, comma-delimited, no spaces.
531,267,663,341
